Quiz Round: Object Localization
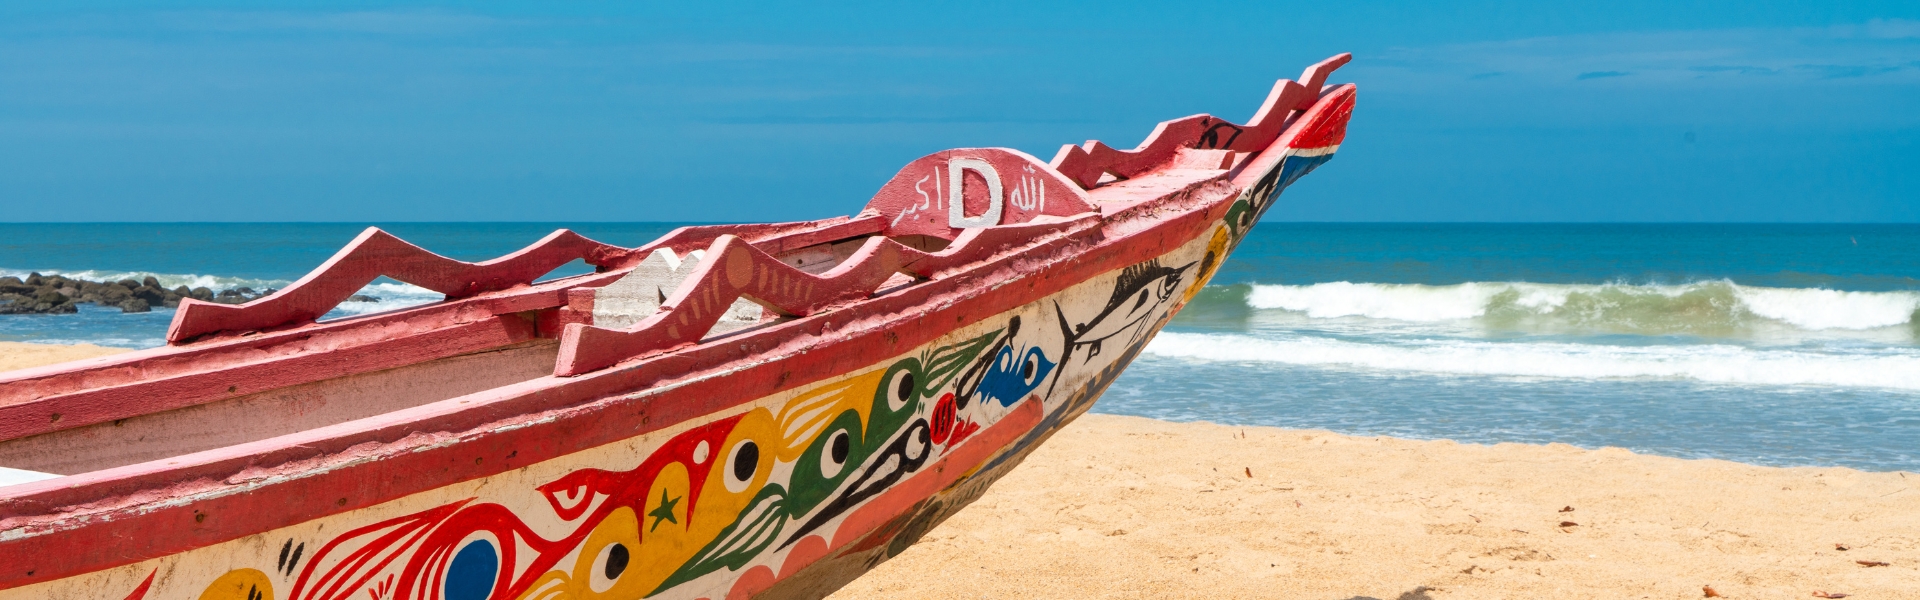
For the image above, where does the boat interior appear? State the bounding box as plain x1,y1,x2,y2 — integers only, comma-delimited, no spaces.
0,217,942,478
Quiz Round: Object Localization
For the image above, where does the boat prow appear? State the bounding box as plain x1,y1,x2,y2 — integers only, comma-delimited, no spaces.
0,54,1355,599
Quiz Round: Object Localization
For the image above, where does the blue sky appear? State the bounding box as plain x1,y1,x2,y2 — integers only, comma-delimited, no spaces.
1,2,1916,222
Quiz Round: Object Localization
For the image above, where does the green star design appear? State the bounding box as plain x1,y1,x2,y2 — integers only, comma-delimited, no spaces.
648,488,681,532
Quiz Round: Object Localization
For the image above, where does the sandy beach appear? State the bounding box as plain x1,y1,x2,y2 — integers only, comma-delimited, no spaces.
0,341,129,372
832,414,1919,599
4,345,1915,599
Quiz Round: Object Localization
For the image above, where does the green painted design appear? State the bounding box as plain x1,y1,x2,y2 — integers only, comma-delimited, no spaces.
786,409,869,515
647,488,680,532
652,485,789,596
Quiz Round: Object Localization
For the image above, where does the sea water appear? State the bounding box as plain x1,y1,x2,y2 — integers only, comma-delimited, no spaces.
3,223,1917,471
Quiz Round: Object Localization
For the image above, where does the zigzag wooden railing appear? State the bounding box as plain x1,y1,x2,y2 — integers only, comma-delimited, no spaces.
166,217,883,344
554,217,1093,376
1048,53,1352,188
166,228,633,343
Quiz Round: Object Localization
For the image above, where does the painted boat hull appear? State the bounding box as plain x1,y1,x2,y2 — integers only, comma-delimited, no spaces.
0,57,1354,600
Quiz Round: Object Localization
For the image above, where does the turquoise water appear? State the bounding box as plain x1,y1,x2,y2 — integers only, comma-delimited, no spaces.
4,223,1918,470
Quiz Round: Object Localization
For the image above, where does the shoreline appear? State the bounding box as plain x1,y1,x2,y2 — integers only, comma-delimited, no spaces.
3,344,1914,598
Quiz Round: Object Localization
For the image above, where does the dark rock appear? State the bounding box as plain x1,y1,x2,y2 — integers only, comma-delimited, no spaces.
35,291,66,305
191,287,214,301
116,279,139,289
346,294,381,303
132,286,167,305
48,301,77,314
142,276,161,289
233,286,256,296
0,281,31,295
0,276,20,286
25,273,43,286
119,298,151,313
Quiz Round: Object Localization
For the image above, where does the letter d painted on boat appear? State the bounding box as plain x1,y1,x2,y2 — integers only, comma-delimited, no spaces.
946,157,1003,228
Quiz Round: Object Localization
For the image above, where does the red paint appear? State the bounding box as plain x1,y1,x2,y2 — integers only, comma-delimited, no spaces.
554,218,1095,376
120,570,155,600
167,228,632,344
927,393,956,444
1288,85,1356,149
163,218,871,344
860,148,1095,239
1049,53,1351,188
723,565,777,600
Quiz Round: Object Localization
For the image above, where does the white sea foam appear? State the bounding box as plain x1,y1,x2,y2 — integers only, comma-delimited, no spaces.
323,281,444,317
1145,331,1920,391
1245,281,1920,331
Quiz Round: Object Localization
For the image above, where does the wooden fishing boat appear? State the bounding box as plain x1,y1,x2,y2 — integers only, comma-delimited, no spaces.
0,54,1354,599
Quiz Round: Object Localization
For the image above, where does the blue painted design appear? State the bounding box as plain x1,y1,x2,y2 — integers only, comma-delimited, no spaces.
978,346,1055,407
444,540,499,600
1273,153,1335,198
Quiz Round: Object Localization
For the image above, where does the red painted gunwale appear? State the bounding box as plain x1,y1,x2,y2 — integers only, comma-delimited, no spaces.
0,58,1354,590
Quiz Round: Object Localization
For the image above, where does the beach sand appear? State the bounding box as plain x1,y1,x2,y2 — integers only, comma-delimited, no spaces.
832,414,1919,599
2,345,1912,598
0,341,129,373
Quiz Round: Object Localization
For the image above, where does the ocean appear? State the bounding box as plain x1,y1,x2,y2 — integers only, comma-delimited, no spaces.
4,223,1917,471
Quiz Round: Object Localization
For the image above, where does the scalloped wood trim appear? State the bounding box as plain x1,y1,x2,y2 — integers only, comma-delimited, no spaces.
553,218,1093,376
1049,53,1352,189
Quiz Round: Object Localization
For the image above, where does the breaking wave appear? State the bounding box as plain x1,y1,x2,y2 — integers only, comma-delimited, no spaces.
1144,331,1920,391
322,281,443,317
1243,281,1920,334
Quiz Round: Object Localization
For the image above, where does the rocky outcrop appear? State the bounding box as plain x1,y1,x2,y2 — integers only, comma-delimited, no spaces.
0,273,277,315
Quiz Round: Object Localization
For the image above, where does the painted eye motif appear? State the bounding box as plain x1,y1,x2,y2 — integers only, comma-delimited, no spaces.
903,423,929,461
886,368,916,412
443,538,499,600
1021,350,1041,385
588,542,630,593
819,429,851,479
725,439,760,493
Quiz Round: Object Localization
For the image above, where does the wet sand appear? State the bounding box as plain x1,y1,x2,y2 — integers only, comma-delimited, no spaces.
2,344,1913,598
832,414,1919,600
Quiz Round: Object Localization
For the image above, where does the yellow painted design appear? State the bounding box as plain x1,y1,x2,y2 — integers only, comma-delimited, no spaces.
1181,225,1231,305
198,568,272,600
775,370,883,449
